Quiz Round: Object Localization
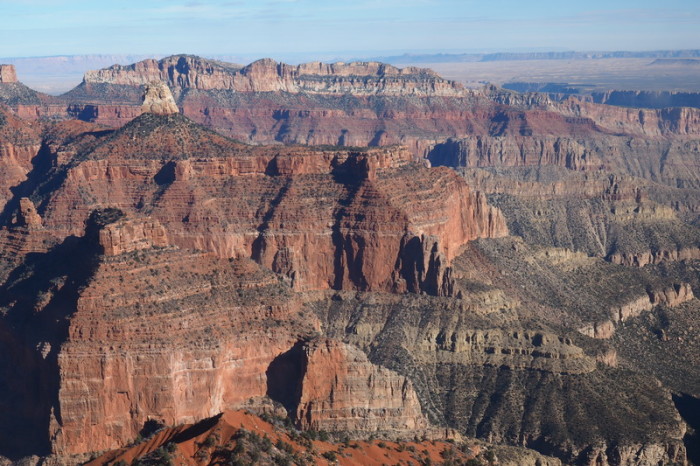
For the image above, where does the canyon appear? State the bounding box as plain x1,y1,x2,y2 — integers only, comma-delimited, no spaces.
0,56,698,465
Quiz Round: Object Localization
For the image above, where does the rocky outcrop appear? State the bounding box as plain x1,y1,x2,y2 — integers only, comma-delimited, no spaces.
649,282,695,307
578,441,687,466
608,247,700,267
140,81,178,115
17,197,42,228
294,339,428,434
415,327,596,374
98,217,168,255
0,65,17,83
579,283,695,339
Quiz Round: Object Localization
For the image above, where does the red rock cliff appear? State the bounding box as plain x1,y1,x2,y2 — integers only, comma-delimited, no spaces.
49,215,314,454
26,113,507,295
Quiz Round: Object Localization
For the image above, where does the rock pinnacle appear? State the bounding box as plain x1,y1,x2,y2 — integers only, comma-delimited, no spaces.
141,81,179,115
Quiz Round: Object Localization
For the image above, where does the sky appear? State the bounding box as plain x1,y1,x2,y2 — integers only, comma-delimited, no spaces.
0,0,699,59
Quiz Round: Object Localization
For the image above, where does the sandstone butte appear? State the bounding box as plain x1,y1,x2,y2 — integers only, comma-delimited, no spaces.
0,59,698,466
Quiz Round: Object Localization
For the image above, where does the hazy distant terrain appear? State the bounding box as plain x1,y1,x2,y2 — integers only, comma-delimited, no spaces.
395,57,700,92
0,55,165,94
4,50,700,95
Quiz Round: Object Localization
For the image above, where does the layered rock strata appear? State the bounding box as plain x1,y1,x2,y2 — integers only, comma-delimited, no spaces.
579,282,695,339
16,197,42,228
0,105,42,204
9,112,506,294
0,55,698,466
0,212,316,455
312,240,690,465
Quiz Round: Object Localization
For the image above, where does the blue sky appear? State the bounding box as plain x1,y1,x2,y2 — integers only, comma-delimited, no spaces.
1,0,699,59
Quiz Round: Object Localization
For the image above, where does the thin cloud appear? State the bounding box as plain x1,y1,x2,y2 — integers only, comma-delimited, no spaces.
555,8,700,24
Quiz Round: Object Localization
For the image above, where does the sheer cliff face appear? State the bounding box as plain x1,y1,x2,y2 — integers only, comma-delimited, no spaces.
285,339,430,434
0,105,42,204
0,212,315,455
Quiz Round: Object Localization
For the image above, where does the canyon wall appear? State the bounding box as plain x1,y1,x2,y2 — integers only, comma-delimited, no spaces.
11,112,506,295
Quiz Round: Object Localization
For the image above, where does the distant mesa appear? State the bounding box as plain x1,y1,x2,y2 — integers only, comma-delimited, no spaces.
0,64,18,83
83,54,464,96
140,81,178,115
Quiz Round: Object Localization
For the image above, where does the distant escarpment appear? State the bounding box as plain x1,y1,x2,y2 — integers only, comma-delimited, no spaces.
591,90,700,109
501,83,700,110
485,86,700,137
429,135,700,188
4,55,700,155
84,55,465,96
427,132,700,265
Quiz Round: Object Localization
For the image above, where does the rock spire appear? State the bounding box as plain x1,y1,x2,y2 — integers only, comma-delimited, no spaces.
141,81,178,115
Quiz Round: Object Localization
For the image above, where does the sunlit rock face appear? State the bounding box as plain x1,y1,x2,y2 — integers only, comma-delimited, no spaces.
140,81,178,115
